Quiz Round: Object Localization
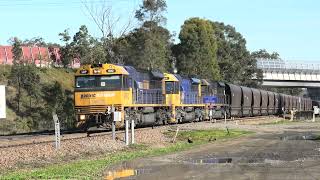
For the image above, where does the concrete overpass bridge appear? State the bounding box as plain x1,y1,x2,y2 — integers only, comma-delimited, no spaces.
257,59,320,100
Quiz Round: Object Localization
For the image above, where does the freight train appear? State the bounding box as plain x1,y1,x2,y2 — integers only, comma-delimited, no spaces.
74,64,313,130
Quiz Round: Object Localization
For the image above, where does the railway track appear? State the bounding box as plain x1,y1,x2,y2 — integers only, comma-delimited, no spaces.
0,116,282,149
0,125,166,149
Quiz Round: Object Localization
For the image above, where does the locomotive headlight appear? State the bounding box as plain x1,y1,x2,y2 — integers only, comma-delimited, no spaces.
79,115,86,120
93,69,100,74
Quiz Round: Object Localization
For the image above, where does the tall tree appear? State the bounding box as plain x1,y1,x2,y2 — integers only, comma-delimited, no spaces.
72,25,92,62
59,29,74,67
121,22,172,71
135,0,167,25
119,0,171,71
211,21,262,86
59,25,108,66
9,37,24,113
12,37,23,64
8,64,40,113
82,0,135,63
21,65,40,108
174,18,220,80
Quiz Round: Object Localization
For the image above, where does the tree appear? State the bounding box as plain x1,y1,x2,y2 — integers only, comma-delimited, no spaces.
82,0,135,63
135,0,167,25
48,46,58,65
121,22,172,71
59,25,109,65
251,49,280,59
22,65,41,108
114,0,172,71
77,39,106,64
9,37,24,113
45,81,65,112
174,18,220,80
59,29,75,67
22,37,47,46
8,64,40,113
72,25,92,63
211,21,262,86
12,37,23,64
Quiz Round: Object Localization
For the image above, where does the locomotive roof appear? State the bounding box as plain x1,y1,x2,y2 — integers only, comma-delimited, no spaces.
75,64,129,76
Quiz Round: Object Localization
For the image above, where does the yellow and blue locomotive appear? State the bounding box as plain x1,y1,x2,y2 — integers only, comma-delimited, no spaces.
74,63,313,130
74,64,226,130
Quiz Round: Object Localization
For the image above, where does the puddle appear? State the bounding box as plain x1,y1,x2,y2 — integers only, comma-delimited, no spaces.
104,168,152,180
280,134,320,141
191,157,232,164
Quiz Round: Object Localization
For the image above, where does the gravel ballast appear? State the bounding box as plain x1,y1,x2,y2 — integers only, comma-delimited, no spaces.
0,118,317,171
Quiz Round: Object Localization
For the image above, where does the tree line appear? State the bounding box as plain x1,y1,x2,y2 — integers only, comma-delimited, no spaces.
8,0,283,87
57,0,282,87
2,37,75,133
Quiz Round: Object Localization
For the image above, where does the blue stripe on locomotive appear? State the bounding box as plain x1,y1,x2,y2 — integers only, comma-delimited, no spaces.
203,96,218,103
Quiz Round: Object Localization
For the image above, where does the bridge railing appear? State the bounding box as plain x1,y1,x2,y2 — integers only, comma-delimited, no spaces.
257,58,320,73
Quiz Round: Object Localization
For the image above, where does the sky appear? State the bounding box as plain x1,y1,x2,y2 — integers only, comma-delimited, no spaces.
0,0,319,62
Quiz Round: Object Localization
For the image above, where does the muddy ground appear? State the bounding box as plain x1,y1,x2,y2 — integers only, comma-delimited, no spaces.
104,120,320,180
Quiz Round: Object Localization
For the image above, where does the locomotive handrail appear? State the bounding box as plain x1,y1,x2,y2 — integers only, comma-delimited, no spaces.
135,88,163,104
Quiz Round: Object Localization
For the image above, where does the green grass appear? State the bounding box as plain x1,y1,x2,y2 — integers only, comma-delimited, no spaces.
167,129,252,142
39,68,74,91
1,129,252,179
0,66,75,134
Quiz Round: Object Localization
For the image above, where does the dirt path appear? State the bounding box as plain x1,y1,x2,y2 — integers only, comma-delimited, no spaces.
104,121,320,180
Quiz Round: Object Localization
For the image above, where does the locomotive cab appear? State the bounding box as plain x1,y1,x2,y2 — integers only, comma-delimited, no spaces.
74,64,132,129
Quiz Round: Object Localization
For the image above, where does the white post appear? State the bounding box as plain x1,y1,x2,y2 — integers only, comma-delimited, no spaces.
55,121,60,149
224,111,227,124
0,85,6,119
125,119,129,146
172,127,179,143
52,113,60,150
131,119,135,144
112,121,116,140
313,112,315,122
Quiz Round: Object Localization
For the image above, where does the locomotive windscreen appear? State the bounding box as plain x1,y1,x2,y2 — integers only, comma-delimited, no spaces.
75,75,124,90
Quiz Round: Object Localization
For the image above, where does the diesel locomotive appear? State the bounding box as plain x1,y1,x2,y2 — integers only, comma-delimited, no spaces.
74,63,313,130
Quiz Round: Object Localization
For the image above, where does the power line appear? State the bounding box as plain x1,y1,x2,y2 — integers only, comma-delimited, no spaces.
0,0,133,7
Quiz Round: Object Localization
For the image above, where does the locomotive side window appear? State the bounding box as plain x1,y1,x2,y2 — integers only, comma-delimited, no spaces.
165,81,179,94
